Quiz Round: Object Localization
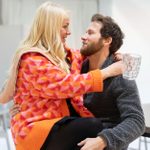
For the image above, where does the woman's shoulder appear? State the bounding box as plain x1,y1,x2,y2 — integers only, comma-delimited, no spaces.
19,52,50,69
21,52,47,60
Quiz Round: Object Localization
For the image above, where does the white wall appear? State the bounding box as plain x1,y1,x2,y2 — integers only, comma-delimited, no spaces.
99,0,150,103
1,0,98,49
0,25,23,89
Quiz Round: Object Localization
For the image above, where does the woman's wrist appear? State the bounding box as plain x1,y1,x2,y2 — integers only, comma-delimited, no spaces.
101,67,111,80
101,60,124,80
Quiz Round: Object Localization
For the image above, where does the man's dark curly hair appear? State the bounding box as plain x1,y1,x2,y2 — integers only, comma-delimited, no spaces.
91,14,124,54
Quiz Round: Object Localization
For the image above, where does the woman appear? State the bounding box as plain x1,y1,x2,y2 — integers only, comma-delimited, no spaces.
0,2,124,150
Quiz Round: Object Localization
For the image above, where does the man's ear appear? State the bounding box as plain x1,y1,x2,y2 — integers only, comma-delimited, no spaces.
103,37,112,45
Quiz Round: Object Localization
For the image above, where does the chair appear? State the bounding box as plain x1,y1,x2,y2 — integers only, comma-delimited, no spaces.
0,104,11,150
139,103,150,150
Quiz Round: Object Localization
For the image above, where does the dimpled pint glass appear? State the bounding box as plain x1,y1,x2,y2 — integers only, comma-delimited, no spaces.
123,53,141,80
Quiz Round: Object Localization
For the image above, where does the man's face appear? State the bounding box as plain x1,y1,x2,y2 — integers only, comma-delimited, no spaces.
80,21,104,56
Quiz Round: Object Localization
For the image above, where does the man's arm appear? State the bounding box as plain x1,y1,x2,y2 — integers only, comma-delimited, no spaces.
98,77,145,150
78,77,145,150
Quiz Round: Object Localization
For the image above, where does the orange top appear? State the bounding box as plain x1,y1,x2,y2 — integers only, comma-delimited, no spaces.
11,48,103,150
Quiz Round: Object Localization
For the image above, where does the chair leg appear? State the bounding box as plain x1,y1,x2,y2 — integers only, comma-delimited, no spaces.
138,136,149,150
138,136,142,150
1,114,11,150
144,137,148,150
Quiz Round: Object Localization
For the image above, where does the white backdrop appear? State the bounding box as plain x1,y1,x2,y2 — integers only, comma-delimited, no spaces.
99,0,150,103
1,0,98,48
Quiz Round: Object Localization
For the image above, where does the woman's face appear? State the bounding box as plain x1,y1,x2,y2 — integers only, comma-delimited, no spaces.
60,18,71,44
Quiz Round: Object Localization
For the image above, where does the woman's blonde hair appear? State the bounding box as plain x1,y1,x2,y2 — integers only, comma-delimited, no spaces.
18,1,70,73
0,1,71,103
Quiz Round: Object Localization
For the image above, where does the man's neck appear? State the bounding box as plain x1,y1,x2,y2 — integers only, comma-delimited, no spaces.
89,49,109,71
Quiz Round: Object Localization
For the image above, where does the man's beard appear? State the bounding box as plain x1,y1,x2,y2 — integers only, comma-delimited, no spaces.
80,39,104,56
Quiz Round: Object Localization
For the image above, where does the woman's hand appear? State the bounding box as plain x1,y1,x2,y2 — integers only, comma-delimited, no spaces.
113,52,123,61
9,103,21,117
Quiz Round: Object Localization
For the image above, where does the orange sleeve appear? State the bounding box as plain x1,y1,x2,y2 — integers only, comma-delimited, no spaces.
89,69,103,92
18,53,103,99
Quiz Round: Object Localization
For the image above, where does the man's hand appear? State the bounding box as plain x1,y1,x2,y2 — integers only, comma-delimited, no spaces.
78,137,107,150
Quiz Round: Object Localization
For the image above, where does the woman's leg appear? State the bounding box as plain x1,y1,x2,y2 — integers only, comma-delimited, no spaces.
41,117,103,150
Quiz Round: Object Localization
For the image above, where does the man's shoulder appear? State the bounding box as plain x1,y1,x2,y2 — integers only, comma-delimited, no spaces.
111,75,138,93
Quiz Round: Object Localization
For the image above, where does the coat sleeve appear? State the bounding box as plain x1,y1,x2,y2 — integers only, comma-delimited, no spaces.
98,77,145,150
17,53,103,99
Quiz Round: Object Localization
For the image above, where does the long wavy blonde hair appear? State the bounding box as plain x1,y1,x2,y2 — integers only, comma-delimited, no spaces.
0,1,70,103
17,1,70,73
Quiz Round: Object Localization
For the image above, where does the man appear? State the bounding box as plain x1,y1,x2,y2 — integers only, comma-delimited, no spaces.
78,14,145,150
